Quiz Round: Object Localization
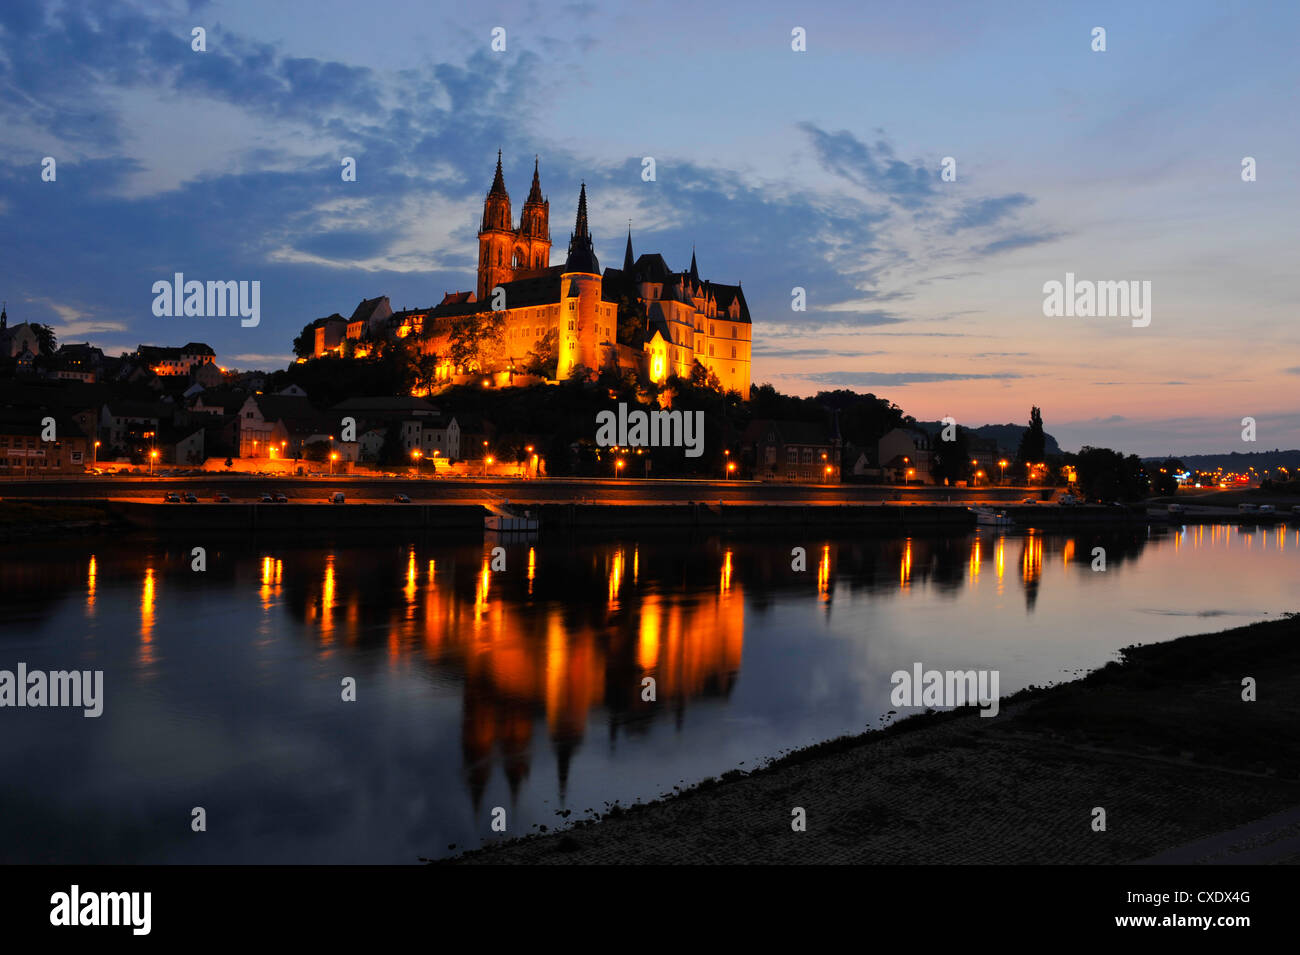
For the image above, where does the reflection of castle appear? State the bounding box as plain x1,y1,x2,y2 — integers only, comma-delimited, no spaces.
318,154,754,393
291,543,745,807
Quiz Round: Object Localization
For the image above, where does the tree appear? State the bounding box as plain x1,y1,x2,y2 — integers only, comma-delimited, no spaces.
448,313,505,372
1070,446,1150,502
29,323,57,356
689,359,722,392
1015,406,1046,470
930,426,972,485
615,290,646,348
1151,458,1184,496
292,322,317,359
303,439,330,463
523,328,558,379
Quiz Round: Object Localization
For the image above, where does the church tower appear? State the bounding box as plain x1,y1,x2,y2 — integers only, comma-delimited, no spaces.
518,157,551,269
477,153,552,302
478,151,514,302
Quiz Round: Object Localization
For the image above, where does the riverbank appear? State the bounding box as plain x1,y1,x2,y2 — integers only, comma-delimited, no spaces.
0,500,125,541
441,614,1300,864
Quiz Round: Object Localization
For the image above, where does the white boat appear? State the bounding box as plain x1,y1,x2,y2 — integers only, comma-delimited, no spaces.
971,506,1014,527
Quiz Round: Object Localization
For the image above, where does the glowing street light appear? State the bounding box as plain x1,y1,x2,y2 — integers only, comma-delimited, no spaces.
329,451,339,475
149,448,159,475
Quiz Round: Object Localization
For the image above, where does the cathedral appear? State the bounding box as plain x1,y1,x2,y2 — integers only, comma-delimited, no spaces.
321,153,752,395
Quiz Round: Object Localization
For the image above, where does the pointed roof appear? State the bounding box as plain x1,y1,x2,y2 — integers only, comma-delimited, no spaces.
564,183,600,274
689,247,699,283
488,149,508,198
525,155,544,204
623,228,635,273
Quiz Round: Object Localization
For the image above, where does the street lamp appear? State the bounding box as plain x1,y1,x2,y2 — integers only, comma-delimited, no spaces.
728,461,737,479
149,448,159,476
412,448,422,476
93,440,100,465
330,451,339,475
998,459,1008,484
615,457,625,476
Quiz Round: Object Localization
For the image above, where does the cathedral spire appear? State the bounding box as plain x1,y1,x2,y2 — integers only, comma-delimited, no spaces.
564,182,600,274
526,155,544,204
689,245,699,283
488,149,508,197
573,182,590,239
623,225,635,273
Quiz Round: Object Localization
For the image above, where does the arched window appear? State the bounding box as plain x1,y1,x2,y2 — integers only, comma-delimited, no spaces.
513,249,524,269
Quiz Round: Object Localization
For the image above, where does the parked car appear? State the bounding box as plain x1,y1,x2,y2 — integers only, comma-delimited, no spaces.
1293,505,1300,515
182,492,198,503
260,493,274,503
163,493,181,503
214,493,231,502
1238,502,1259,513
394,493,410,503
1020,497,1037,505
1258,504,1275,514
1167,503,1185,514
274,493,288,503
1059,494,1080,505
330,492,346,504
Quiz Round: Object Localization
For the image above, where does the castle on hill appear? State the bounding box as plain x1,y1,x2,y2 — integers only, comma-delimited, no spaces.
309,153,752,395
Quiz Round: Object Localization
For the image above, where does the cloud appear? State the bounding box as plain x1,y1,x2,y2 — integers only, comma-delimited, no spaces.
972,231,1065,256
798,122,936,210
802,370,1023,387
751,346,887,359
950,194,1034,230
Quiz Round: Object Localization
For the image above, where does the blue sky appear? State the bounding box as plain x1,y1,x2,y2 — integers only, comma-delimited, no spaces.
1,0,1297,454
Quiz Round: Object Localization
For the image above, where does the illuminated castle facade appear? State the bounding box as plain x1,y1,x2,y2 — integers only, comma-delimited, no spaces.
322,154,753,395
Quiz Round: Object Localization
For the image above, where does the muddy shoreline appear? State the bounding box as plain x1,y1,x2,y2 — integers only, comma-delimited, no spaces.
439,614,1300,864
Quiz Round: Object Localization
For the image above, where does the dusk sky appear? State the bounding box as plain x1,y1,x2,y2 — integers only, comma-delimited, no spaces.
2,0,1296,455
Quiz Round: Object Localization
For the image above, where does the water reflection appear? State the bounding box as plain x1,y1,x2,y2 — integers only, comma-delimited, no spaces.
2,521,1296,862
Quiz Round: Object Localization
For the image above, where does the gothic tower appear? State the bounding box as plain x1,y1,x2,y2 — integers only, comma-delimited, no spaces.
477,153,552,302
518,157,551,268
558,183,602,379
478,151,514,302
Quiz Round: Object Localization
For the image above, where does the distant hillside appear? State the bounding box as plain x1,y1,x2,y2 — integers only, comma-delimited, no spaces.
914,421,1062,458
1140,449,1300,472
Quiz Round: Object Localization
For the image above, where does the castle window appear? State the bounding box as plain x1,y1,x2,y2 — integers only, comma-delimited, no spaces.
786,448,798,465
731,346,736,358
709,344,715,357
732,328,737,338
